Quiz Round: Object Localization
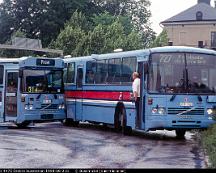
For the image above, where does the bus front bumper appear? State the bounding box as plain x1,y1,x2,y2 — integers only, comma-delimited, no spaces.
145,115,215,131
19,110,66,122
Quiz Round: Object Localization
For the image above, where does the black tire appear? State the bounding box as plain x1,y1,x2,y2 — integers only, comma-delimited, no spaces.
114,105,132,135
175,129,186,139
123,126,132,135
114,107,123,132
63,119,79,127
16,121,31,128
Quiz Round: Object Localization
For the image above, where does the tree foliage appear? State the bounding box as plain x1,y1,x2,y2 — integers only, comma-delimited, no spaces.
0,0,156,55
0,0,95,46
53,11,145,56
151,30,169,48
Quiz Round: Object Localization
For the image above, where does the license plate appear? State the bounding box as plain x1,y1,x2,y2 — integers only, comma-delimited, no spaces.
43,100,52,104
41,114,53,120
180,102,193,107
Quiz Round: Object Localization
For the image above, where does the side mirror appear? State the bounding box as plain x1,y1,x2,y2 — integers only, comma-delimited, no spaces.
19,69,23,78
144,62,149,75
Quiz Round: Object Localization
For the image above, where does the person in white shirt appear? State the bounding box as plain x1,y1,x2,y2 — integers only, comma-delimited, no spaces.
132,72,141,125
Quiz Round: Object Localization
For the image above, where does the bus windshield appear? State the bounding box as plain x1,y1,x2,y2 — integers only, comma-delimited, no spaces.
148,53,216,94
22,70,63,93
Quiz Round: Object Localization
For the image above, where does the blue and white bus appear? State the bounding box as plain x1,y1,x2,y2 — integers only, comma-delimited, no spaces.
64,46,216,138
0,57,65,127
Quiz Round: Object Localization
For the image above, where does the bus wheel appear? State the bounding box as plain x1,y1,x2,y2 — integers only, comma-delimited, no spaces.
114,106,132,135
114,108,122,132
16,121,31,128
63,119,79,127
175,129,186,139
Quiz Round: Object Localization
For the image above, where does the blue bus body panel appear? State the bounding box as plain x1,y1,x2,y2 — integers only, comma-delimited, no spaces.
64,46,216,132
0,57,66,124
144,94,215,131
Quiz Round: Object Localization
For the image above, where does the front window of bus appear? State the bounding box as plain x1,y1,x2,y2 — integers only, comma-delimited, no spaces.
22,70,63,93
148,53,216,94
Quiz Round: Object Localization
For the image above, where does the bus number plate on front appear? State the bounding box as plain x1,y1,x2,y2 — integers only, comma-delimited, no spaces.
43,100,52,104
41,114,53,120
178,115,192,119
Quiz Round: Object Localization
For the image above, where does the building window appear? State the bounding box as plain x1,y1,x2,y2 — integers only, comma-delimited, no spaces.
211,32,216,48
196,11,203,21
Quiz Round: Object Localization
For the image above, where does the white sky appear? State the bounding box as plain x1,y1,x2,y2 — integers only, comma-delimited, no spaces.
150,0,215,35
0,0,214,35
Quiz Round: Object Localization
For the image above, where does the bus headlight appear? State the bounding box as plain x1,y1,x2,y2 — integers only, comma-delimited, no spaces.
25,105,34,110
152,107,166,115
58,104,65,109
58,95,64,100
152,108,158,114
207,109,214,115
158,108,166,115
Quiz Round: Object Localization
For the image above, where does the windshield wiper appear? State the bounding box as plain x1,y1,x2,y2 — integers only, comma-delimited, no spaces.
198,95,202,102
170,95,176,102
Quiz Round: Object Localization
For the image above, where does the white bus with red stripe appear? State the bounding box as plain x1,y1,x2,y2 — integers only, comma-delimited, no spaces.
64,46,216,138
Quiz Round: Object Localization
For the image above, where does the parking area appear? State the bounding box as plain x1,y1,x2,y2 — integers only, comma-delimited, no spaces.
0,122,206,168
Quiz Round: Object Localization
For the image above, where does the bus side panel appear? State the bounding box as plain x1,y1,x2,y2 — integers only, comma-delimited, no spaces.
66,100,77,120
82,100,115,124
125,104,136,129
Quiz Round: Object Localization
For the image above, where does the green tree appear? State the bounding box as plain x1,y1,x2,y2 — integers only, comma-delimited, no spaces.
65,10,92,31
92,12,133,35
54,25,86,56
124,31,143,51
53,12,145,56
87,24,106,54
104,21,126,52
0,0,99,46
91,0,156,47
151,30,169,48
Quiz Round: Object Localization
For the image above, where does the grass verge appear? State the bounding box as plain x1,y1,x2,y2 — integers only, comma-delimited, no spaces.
201,124,216,168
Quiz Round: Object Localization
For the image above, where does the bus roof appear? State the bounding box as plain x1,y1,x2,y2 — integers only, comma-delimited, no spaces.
0,56,63,65
150,46,216,55
0,58,20,63
63,46,216,63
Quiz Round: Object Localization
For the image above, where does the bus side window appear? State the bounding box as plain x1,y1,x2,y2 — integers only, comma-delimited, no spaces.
122,57,137,83
0,65,4,102
95,60,108,84
86,62,96,84
108,58,121,83
63,64,68,83
67,63,75,84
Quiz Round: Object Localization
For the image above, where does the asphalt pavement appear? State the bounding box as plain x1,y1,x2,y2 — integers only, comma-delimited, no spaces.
0,122,206,169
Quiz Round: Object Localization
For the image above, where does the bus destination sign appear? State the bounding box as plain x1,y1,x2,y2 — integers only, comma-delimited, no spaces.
36,59,55,66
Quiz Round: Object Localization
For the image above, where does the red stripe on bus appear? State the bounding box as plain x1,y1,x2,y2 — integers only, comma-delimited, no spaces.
65,91,131,101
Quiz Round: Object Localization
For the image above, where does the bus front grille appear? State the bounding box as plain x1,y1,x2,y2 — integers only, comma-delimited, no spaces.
168,108,205,115
41,104,58,110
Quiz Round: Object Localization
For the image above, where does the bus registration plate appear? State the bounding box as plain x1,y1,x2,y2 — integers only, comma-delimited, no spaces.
41,114,53,120
43,99,52,104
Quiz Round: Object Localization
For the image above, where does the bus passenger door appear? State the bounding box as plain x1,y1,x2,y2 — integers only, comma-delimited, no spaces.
75,66,83,121
4,71,18,121
0,65,4,123
137,62,145,129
